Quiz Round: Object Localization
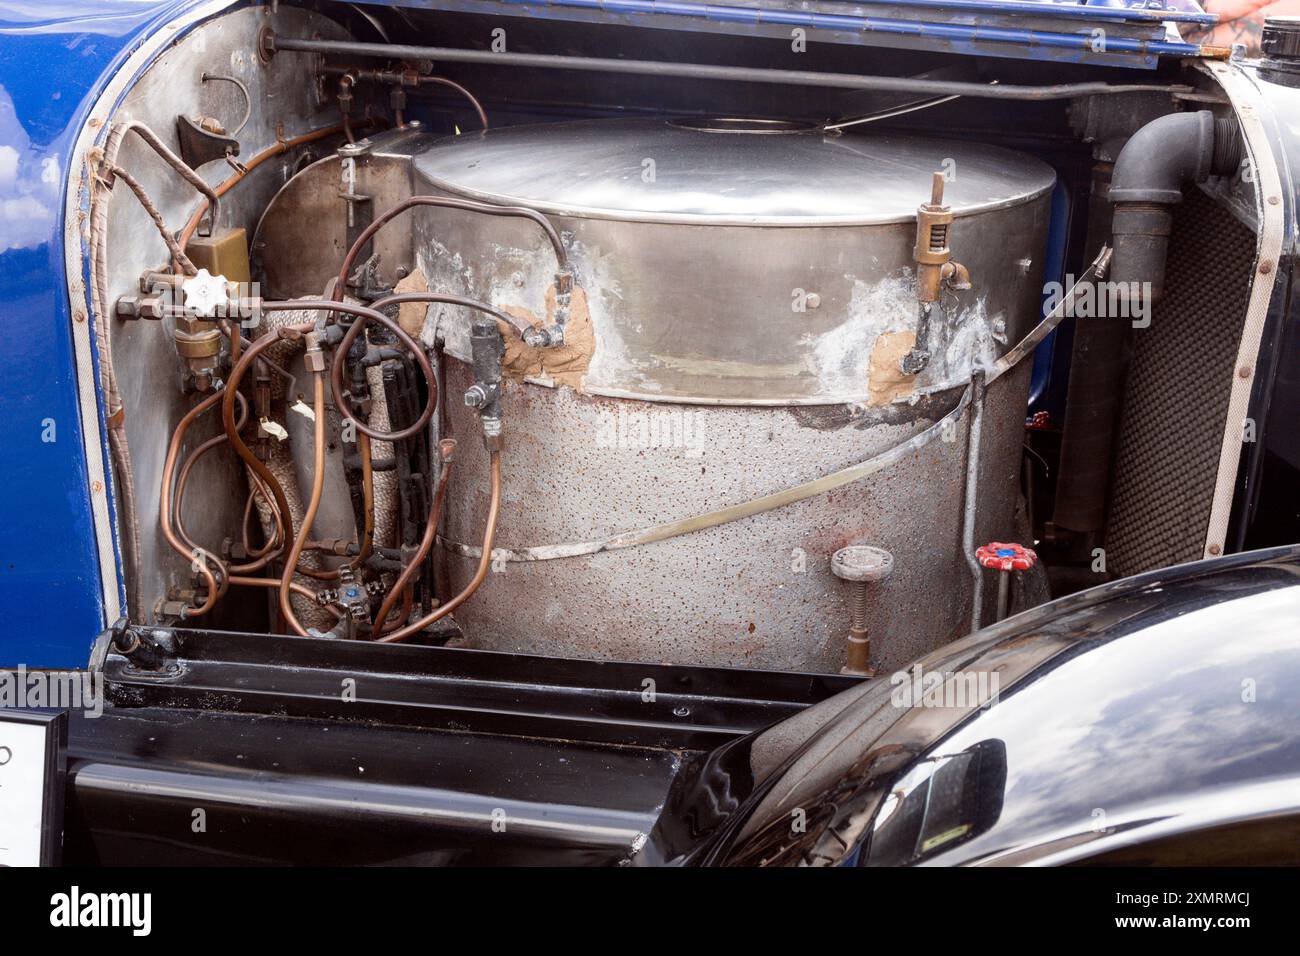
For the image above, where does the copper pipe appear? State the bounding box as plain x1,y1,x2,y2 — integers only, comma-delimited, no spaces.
176,122,372,257
418,76,489,130
277,363,328,637
326,296,440,442
330,196,566,313
379,585,413,636
241,487,260,554
220,301,417,587
173,391,283,573
241,477,283,560
227,322,290,562
159,391,227,617
365,291,528,333
372,438,455,634
174,390,245,552
222,321,289,564
378,451,500,644
229,575,342,620
222,328,308,568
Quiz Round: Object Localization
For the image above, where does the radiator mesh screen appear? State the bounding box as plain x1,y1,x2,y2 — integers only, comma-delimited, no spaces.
1105,190,1255,577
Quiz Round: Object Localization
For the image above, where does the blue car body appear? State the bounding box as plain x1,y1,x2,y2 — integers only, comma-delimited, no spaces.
0,1,205,668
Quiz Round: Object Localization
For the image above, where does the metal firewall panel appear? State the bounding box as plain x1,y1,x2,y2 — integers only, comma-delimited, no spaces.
98,5,356,630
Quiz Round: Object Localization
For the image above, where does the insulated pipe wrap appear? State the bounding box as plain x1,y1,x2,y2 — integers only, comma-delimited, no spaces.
245,300,400,630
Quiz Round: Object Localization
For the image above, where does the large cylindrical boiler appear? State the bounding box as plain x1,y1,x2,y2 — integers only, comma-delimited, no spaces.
411,118,1055,673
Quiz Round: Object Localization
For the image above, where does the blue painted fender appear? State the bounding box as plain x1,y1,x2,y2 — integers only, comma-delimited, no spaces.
0,1,200,668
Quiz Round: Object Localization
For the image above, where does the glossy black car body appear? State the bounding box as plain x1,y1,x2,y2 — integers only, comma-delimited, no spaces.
696,544,1300,866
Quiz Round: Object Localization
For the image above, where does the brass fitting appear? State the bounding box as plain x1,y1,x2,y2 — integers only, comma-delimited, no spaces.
941,259,972,291
173,315,222,390
172,318,222,358
116,293,166,321
307,537,355,556
913,172,958,304
903,173,972,376
303,331,327,373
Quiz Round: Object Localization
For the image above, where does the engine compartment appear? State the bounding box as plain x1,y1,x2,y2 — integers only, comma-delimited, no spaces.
81,1,1266,675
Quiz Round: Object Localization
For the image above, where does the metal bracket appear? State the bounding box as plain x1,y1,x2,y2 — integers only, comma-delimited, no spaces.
176,114,241,170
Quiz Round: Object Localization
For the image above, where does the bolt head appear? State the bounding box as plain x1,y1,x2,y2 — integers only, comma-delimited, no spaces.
831,545,894,583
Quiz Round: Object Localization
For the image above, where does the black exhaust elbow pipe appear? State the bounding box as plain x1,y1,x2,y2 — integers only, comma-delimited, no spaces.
1109,110,1243,301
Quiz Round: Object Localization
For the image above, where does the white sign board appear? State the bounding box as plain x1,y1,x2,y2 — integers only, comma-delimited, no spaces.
0,711,64,866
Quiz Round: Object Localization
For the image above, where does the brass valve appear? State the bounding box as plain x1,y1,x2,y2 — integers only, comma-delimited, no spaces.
913,172,956,304
902,173,972,375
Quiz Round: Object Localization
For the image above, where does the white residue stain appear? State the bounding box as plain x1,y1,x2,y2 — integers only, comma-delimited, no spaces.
940,297,1000,381
799,271,916,394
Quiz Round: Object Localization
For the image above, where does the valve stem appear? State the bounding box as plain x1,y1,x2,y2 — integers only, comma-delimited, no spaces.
830,545,895,677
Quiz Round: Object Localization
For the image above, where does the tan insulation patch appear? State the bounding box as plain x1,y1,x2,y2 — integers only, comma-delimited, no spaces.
393,268,429,338
498,285,594,391
867,329,918,407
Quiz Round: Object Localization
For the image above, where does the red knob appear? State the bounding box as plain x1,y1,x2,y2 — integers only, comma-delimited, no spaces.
976,542,1038,572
